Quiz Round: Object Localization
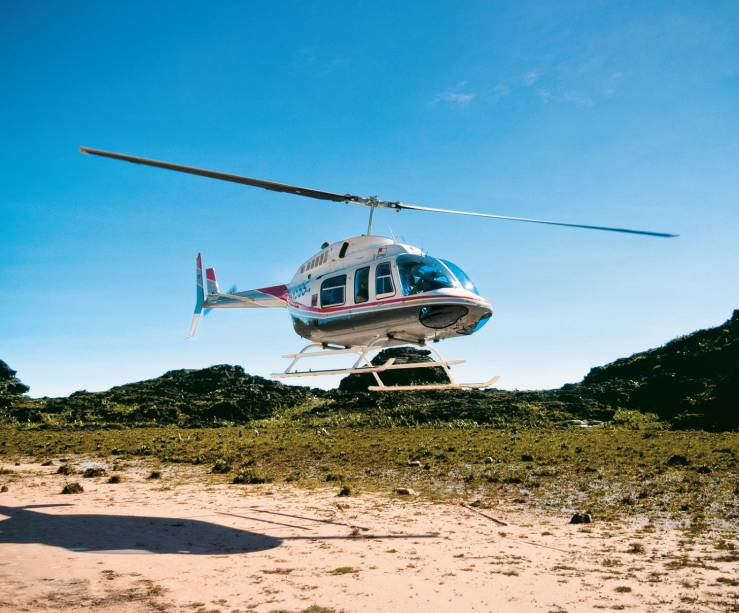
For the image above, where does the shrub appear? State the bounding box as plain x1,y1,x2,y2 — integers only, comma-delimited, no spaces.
211,460,232,474
666,454,690,467
83,467,106,478
61,482,83,494
232,469,271,484
612,408,662,429
627,542,645,554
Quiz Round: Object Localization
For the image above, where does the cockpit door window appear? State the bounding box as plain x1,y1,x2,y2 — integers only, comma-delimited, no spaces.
397,255,456,296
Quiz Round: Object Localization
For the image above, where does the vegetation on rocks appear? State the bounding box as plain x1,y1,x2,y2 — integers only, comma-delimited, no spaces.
1,310,736,430
1,313,736,531
327,310,738,430
578,309,739,429
0,360,30,410
2,365,314,428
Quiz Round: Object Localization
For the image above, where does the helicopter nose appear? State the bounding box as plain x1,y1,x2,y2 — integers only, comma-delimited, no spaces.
418,296,492,335
471,310,492,333
459,298,492,335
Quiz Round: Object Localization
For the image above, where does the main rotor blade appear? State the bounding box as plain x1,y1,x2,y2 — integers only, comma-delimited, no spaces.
80,147,677,237
396,202,678,238
79,147,363,204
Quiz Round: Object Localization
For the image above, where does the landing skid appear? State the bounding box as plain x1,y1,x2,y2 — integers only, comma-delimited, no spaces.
271,337,499,392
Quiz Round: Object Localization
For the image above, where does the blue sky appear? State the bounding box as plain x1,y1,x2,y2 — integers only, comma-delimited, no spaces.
1,1,738,397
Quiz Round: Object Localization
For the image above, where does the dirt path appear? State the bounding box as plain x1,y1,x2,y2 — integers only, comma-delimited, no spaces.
0,461,736,612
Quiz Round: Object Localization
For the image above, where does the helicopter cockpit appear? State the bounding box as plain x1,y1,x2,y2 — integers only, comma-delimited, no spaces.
396,254,479,296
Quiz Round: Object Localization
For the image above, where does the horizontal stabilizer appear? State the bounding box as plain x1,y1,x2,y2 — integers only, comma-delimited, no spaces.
204,284,288,309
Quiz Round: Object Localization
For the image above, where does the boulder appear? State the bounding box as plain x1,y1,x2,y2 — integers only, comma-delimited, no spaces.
569,512,592,524
666,454,690,467
61,482,83,494
395,487,418,496
339,348,448,392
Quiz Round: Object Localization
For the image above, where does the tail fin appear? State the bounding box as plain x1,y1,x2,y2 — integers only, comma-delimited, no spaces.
189,253,205,337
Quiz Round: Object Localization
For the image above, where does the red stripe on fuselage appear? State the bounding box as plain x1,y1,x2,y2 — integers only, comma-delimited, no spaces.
288,292,489,315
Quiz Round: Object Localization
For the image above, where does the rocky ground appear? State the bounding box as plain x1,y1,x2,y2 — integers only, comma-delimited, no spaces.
0,460,736,612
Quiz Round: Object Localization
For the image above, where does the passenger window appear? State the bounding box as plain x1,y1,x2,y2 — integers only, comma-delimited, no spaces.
375,261,395,298
320,274,347,307
354,267,370,304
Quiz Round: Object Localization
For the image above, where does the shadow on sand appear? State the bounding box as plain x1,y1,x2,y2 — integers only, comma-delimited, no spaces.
0,504,281,554
0,504,439,555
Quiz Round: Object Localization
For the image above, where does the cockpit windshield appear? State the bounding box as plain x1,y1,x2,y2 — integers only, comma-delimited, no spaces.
441,259,480,295
397,255,456,296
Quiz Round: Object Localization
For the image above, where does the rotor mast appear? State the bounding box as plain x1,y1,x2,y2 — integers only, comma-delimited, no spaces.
366,197,378,235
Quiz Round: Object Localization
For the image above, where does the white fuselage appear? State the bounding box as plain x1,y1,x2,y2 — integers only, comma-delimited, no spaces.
284,236,493,347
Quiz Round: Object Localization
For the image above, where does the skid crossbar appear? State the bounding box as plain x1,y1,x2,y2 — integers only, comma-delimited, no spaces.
271,338,499,392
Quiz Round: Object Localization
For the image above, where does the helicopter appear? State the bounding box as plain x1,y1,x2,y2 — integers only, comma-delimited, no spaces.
80,147,676,391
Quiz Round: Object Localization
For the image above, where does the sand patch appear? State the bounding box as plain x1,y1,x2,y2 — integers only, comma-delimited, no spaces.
0,461,736,612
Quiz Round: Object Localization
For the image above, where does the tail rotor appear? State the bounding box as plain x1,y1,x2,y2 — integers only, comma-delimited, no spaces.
189,253,205,337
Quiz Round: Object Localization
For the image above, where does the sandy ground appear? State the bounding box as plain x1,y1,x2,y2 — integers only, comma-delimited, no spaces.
0,460,736,613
